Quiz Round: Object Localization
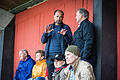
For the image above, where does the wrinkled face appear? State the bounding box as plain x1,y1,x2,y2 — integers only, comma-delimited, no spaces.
54,11,64,25
36,53,42,61
76,11,83,24
19,51,27,61
54,59,64,68
65,51,78,65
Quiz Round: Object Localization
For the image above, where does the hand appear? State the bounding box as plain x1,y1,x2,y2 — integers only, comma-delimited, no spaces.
58,29,67,35
45,25,54,33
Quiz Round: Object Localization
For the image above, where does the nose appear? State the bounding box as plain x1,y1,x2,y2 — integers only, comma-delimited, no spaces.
57,17,60,20
54,62,57,65
75,16,77,19
65,56,68,59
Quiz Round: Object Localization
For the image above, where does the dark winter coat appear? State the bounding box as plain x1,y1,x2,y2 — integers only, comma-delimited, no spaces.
72,19,97,66
41,22,72,58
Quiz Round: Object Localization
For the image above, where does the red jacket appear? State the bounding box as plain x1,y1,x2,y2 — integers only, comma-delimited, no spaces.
45,64,67,79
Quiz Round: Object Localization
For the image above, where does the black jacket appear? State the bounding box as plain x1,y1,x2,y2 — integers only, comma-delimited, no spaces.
72,19,97,67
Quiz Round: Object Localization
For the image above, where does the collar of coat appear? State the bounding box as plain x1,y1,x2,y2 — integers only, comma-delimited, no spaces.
52,22,64,28
64,57,81,75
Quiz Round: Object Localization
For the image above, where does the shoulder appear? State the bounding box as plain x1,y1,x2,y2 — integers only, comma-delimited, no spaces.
84,20,93,27
78,61,95,79
41,59,47,65
63,24,69,26
78,60,93,70
63,24,70,28
49,24,54,26
32,64,37,68
64,65,70,74
63,24,71,30
79,60,91,66
30,57,35,62
18,61,23,67
27,57,35,64
82,21,94,32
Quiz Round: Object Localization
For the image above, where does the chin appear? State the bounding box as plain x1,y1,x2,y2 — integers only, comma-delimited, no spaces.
66,61,70,64
56,21,61,24
76,21,79,23
55,66,59,68
20,59,24,61
20,58,23,61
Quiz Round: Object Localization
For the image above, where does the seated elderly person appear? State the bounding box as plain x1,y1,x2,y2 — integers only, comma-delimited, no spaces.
14,49,35,80
28,50,47,80
45,54,67,80
64,45,95,80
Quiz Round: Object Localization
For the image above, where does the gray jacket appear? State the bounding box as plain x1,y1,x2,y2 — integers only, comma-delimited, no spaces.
52,68,65,80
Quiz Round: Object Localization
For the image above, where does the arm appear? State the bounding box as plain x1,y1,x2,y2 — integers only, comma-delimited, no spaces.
13,70,19,80
63,25,72,45
31,65,35,78
23,60,35,79
41,25,53,44
41,32,49,43
13,62,22,80
81,65,95,80
82,23,95,59
41,62,47,77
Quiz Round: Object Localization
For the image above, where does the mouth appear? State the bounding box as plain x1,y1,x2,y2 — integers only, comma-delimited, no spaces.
56,20,61,23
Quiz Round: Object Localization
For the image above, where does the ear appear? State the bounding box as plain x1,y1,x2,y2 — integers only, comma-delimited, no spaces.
81,14,85,19
75,56,78,59
25,54,27,57
62,15,64,18
54,15,55,19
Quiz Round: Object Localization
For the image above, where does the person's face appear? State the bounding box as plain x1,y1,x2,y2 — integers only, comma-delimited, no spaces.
76,11,83,24
65,51,78,65
19,51,27,61
36,53,42,61
54,59,64,68
54,11,64,25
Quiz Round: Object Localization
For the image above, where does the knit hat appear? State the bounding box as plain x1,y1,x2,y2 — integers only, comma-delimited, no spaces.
65,45,80,57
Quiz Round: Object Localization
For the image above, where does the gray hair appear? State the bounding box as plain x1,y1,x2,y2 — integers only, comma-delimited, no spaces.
77,8,89,19
19,49,28,55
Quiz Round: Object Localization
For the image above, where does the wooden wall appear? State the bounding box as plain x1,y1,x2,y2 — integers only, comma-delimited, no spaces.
14,0,93,75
